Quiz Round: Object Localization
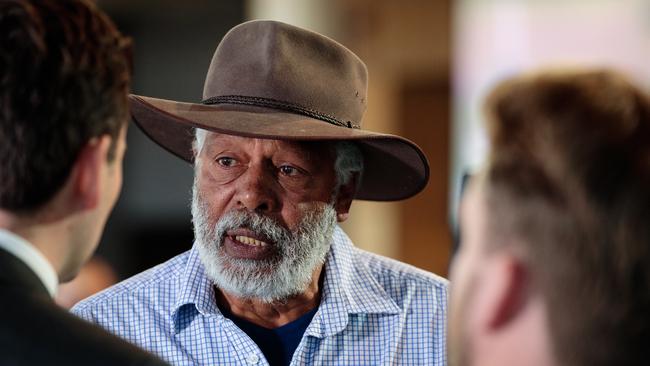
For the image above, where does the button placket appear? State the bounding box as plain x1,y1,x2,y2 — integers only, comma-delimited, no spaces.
246,353,260,364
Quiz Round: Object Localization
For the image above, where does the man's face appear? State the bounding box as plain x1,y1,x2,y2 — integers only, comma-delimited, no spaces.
448,177,488,366
192,133,344,302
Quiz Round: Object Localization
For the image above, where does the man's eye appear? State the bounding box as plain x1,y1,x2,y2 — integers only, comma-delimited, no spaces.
216,157,236,167
279,165,300,176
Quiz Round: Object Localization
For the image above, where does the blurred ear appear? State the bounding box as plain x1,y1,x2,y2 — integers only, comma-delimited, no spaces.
334,172,359,222
479,254,530,331
70,135,113,211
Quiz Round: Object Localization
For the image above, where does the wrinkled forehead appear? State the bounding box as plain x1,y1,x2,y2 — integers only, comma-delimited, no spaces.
202,131,336,159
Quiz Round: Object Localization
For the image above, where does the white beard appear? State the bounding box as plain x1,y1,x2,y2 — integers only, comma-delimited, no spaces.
191,181,336,303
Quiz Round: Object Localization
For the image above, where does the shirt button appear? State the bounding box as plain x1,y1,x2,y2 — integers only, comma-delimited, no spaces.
246,353,259,364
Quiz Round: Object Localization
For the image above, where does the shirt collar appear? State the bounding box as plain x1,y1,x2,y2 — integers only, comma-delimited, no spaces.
171,244,220,331
0,229,58,298
306,226,401,338
171,226,401,336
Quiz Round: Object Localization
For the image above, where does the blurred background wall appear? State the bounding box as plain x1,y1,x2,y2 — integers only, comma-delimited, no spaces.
451,0,650,225
67,0,648,303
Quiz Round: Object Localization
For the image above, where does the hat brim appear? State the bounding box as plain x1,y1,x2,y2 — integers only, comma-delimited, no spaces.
129,94,429,201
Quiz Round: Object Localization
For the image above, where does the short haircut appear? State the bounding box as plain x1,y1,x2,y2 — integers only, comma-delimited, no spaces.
482,70,650,366
0,0,132,212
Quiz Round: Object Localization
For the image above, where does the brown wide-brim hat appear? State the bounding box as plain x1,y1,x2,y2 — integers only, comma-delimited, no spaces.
130,20,429,201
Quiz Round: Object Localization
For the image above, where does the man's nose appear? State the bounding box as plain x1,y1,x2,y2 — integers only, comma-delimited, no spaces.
235,165,278,212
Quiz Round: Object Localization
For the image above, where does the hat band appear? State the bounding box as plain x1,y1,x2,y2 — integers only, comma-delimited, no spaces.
201,95,360,129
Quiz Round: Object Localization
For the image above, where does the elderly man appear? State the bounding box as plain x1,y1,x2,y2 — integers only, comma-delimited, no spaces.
449,70,650,366
0,0,168,365
73,20,448,365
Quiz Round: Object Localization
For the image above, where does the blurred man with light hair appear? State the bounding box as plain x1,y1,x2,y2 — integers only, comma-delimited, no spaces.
449,69,650,366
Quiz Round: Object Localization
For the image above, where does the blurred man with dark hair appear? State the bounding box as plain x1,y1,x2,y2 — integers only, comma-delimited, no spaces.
0,0,168,364
449,69,650,366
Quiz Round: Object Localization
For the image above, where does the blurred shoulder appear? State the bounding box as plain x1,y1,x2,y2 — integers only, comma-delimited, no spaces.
71,250,190,314
354,246,449,304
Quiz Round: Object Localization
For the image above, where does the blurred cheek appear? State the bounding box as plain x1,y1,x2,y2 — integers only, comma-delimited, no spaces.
450,249,469,291
449,248,477,326
109,165,123,210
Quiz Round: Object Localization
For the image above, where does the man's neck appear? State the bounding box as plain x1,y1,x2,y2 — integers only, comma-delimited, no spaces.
475,295,557,366
215,265,324,329
0,209,68,281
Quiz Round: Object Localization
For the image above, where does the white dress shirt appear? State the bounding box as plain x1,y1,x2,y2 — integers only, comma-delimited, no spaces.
0,229,58,297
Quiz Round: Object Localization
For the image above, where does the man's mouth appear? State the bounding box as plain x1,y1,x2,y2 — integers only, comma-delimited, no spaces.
233,235,268,247
223,229,275,260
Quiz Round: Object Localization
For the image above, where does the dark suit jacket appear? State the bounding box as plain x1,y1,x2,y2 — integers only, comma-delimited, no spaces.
0,247,170,366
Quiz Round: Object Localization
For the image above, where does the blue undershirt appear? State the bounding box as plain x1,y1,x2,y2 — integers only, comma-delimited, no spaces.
221,306,318,366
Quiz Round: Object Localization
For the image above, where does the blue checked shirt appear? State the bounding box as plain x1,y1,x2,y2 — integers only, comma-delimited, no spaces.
72,226,448,365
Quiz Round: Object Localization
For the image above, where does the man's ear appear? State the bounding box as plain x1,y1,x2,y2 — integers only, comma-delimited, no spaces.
479,254,530,331
334,172,359,223
71,135,113,211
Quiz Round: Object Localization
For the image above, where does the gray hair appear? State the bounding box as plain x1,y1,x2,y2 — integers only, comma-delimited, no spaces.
332,141,363,188
194,128,208,155
194,128,363,189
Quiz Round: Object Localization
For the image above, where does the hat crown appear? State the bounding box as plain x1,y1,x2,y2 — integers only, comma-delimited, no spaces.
202,20,368,128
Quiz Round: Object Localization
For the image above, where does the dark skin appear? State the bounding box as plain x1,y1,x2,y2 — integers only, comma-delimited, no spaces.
195,133,357,328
